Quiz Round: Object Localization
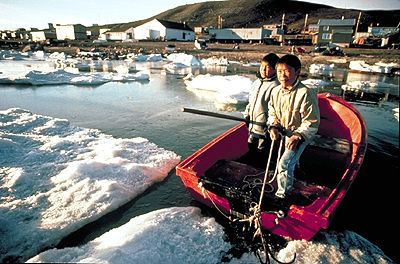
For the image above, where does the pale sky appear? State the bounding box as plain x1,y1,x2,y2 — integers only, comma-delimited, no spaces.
1,0,399,31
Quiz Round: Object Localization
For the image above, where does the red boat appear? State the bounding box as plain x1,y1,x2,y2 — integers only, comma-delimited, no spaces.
176,93,367,240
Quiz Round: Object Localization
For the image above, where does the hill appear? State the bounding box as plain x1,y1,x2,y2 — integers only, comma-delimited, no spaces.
94,0,399,34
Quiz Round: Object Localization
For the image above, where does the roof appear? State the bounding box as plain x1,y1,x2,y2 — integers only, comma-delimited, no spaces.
318,19,356,26
156,19,193,31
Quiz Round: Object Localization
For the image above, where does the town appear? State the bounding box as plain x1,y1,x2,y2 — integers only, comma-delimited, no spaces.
1,13,399,50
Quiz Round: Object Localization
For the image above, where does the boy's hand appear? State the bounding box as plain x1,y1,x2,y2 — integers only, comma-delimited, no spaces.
286,135,301,150
269,127,279,141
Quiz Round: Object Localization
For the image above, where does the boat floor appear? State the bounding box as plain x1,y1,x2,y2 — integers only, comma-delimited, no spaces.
201,159,332,213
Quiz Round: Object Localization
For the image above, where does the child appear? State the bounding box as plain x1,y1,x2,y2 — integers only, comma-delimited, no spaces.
243,53,280,168
268,54,320,198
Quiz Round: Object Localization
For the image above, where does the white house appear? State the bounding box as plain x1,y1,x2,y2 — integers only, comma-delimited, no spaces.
134,19,194,41
208,28,272,43
103,27,135,41
31,30,57,42
55,24,87,40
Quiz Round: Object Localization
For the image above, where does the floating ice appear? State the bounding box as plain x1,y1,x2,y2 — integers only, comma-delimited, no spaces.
27,207,231,264
341,81,398,92
167,53,201,66
201,57,229,66
184,73,252,104
27,207,393,264
309,63,335,75
126,53,163,62
0,65,149,85
0,108,180,262
349,60,399,74
302,78,329,88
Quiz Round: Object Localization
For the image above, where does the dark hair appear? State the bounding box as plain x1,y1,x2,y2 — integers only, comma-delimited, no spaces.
276,54,301,71
261,53,279,68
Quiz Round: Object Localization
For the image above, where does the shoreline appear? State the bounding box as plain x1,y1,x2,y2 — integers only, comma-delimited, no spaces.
37,41,400,67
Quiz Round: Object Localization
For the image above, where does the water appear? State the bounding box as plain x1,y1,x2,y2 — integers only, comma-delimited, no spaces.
1,59,399,262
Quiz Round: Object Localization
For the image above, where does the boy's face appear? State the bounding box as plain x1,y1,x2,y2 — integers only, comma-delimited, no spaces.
259,61,275,79
276,63,300,88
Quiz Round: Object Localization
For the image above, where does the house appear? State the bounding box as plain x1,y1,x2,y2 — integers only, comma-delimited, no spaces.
102,25,135,41
134,19,194,41
208,28,274,43
31,29,56,42
317,19,356,47
55,24,87,40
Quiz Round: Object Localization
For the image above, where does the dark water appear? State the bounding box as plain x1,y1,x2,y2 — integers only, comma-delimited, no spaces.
0,63,398,262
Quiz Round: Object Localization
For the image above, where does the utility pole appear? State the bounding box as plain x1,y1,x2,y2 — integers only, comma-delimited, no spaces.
355,12,362,34
218,15,224,29
303,14,309,33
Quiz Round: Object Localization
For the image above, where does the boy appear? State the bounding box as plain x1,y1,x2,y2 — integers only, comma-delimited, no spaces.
268,54,320,198
243,53,280,168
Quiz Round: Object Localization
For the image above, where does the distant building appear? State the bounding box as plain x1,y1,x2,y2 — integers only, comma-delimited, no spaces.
208,27,277,43
31,29,57,42
317,19,356,47
134,19,194,41
368,26,399,37
102,25,135,41
55,24,87,40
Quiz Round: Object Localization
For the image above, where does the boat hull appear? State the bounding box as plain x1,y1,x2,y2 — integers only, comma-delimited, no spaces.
176,93,367,240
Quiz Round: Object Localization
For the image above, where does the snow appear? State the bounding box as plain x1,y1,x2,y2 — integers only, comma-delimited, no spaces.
184,73,253,104
0,108,180,262
27,207,393,264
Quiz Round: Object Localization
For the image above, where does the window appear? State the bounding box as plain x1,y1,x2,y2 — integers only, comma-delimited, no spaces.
322,33,332,40
323,25,330,31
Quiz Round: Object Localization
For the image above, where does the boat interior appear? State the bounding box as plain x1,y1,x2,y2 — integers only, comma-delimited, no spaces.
200,132,352,214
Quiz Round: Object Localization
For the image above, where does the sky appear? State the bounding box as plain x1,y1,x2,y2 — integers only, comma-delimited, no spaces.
0,0,399,31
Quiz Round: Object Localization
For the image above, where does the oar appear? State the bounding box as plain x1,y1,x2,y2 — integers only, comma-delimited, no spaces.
181,107,266,127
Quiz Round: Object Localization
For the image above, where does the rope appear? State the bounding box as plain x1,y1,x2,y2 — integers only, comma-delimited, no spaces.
198,182,232,221
198,137,295,264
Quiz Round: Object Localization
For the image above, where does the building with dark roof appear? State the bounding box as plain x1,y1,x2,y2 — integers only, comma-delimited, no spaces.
317,19,356,47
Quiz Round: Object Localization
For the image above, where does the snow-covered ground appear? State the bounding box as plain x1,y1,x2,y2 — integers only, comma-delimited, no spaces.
0,108,180,262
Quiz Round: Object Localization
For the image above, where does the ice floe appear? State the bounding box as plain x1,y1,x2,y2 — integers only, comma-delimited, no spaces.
302,78,329,88
184,73,253,104
27,207,393,264
0,108,180,262
341,81,398,93
309,63,335,75
349,60,400,74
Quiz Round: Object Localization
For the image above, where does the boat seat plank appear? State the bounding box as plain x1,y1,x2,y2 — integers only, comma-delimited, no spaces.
309,134,351,155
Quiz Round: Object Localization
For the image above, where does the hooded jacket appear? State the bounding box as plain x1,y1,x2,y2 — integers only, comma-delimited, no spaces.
267,80,320,142
244,74,280,136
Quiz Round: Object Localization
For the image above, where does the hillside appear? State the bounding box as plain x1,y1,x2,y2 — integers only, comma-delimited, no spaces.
97,0,400,34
